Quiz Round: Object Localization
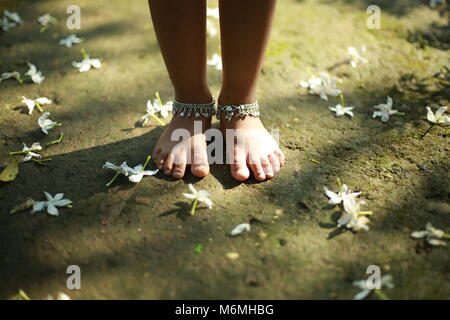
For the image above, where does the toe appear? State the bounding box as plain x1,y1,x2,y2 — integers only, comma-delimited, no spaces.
268,153,280,174
163,153,174,176
275,148,285,166
172,157,186,179
231,163,250,181
230,145,250,181
191,144,209,178
249,159,266,181
154,152,166,171
192,163,209,178
261,156,274,179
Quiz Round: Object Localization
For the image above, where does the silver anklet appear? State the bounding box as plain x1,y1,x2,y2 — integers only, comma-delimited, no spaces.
172,98,216,118
216,102,260,121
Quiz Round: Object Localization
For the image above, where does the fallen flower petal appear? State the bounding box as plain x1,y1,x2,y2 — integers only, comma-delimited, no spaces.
230,223,251,236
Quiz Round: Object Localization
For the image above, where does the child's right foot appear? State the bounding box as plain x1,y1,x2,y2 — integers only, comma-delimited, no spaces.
152,116,211,179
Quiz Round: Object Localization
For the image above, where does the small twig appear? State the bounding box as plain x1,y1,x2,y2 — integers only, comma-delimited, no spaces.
421,123,436,139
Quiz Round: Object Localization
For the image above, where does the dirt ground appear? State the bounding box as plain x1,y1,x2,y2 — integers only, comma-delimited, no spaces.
0,0,449,299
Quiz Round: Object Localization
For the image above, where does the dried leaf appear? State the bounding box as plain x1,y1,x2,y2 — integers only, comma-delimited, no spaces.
0,155,19,182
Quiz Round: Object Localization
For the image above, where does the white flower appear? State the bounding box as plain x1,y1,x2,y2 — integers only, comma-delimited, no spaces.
207,53,222,71
324,184,360,205
0,15,17,31
59,34,82,48
426,106,450,125
353,275,394,300
143,98,172,122
31,192,72,216
22,96,52,114
207,8,220,19
46,292,71,300
4,10,23,24
207,19,218,37
72,53,102,72
183,184,213,209
0,71,21,83
25,63,45,84
230,223,251,236
411,223,448,246
21,142,43,162
345,46,368,68
338,197,371,231
38,13,57,27
329,104,354,117
103,161,158,183
372,96,398,122
300,72,342,100
430,0,445,8
38,112,59,134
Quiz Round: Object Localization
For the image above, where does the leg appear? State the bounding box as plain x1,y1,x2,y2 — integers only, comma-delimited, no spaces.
148,0,212,179
218,0,285,181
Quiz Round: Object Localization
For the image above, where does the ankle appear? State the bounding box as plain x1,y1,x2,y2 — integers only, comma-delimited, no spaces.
174,88,213,104
218,90,256,106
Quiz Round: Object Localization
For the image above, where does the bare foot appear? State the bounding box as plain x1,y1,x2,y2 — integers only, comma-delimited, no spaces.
221,116,285,182
152,116,211,179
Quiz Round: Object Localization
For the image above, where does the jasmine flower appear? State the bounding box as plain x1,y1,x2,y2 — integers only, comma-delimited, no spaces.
0,71,22,83
338,197,372,231
59,34,82,48
300,72,342,100
21,96,52,114
411,223,449,246
324,179,361,205
0,15,16,31
25,63,45,84
38,13,57,32
345,46,368,68
103,156,157,186
207,19,218,37
207,53,222,71
38,112,60,134
21,142,43,162
142,92,172,126
207,8,220,19
329,94,354,117
183,183,213,215
230,223,251,236
31,192,72,216
72,49,102,72
372,96,398,122
353,275,394,300
430,0,445,8
4,10,23,24
46,292,71,300
426,106,449,125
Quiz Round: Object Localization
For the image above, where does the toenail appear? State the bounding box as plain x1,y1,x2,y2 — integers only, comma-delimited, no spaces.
236,169,247,176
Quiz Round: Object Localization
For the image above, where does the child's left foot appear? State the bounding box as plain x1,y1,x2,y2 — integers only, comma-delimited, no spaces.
220,115,285,181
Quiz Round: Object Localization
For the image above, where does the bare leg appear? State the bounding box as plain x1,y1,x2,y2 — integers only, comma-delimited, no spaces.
218,0,285,181
148,0,211,179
